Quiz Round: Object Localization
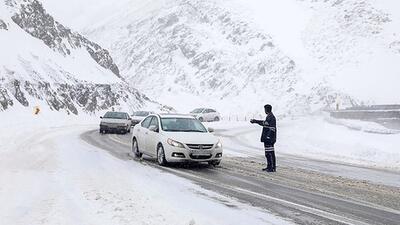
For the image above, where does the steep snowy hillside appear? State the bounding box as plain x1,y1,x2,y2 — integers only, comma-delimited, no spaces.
40,0,400,115
0,0,155,114
76,0,352,115
296,0,400,103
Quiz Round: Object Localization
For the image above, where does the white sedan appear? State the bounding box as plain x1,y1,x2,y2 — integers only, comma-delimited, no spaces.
131,114,223,166
190,108,221,122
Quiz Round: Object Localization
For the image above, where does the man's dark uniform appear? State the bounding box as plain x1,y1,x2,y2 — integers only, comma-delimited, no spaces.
252,112,277,172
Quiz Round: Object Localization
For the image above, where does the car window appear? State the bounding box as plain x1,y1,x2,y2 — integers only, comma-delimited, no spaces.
190,108,204,113
161,118,207,132
103,112,128,119
141,116,152,128
149,116,159,128
209,109,216,113
204,109,211,113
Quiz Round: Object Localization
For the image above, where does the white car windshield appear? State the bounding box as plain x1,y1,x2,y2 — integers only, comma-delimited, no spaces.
103,112,126,119
161,118,207,132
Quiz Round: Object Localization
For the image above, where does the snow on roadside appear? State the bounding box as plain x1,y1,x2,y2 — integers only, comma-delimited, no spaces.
0,111,292,225
325,117,400,134
279,116,400,170
216,115,400,171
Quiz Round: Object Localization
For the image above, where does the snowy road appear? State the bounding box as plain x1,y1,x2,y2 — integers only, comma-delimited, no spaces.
215,126,400,188
82,128,400,225
0,124,293,225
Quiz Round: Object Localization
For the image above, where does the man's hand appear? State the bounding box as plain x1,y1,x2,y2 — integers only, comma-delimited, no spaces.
250,119,256,124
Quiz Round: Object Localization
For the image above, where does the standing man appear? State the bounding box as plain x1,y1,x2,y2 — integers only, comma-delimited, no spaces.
250,104,277,172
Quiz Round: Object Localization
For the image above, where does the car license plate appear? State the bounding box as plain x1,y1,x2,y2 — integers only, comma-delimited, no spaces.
191,152,210,156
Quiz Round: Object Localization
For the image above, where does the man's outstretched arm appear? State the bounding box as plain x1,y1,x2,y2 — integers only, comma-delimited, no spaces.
250,119,267,126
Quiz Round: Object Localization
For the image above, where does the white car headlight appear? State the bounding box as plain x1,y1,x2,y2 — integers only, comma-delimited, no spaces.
216,140,222,149
167,138,185,148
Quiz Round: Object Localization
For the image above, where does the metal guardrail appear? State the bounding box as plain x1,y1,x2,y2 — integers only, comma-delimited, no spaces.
330,110,400,120
330,105,400,120
345,104,400,111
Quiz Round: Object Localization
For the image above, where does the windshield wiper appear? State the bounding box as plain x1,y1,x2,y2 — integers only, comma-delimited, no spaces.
181,130,206,133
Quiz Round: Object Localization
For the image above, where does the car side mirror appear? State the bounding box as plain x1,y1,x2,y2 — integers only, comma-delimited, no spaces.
100,116,103,119
149,125,159,133
208,127,214,133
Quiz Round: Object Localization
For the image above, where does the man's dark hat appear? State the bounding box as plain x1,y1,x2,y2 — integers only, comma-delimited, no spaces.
264,104,272,112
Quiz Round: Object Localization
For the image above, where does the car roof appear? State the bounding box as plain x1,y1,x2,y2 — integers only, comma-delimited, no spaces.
156,113,195,119
106,111,127,114
192,108,215,110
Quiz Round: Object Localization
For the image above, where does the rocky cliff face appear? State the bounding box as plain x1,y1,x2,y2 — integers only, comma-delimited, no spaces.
0,19,7,30
9,0,120,77
0,0,156,114
0,79,148,114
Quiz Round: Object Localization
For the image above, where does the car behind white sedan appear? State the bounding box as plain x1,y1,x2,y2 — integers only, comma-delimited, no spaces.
130,111,154,126
131,114,223,166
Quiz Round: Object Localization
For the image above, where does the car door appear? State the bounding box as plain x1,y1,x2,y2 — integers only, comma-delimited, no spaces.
209,109,217,120
125,113,131,126
138,116,152,152
204,109,212,121
145,116,160,157
198,108,206,121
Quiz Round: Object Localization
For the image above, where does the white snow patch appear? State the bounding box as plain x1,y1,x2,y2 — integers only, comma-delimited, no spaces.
224,115,400,170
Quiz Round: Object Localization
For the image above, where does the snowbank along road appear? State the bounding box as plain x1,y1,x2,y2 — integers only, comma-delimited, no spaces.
82,126,400,225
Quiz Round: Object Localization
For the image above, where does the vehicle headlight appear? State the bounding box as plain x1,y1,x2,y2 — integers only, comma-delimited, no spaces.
216,140,222,149
167,138,185,148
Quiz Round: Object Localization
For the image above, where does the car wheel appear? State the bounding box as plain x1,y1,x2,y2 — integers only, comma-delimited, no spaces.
132,139,142,158
198,117,204,122
214,116,220,122
157,145,168,166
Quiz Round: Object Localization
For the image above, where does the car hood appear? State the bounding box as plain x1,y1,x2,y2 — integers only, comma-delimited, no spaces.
166,132,218,145
101,118,128,124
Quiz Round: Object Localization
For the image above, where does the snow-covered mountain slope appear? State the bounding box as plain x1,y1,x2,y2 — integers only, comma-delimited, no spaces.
296,0,400,103
40,0,400,115
0,0,156,114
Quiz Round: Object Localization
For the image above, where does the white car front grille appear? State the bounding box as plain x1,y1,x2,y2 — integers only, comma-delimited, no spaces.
186,144,214,150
